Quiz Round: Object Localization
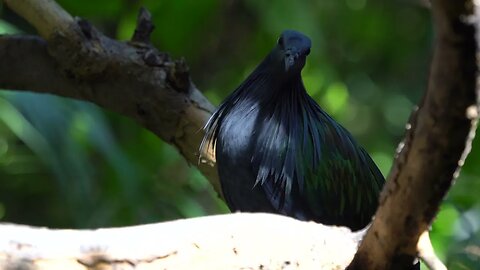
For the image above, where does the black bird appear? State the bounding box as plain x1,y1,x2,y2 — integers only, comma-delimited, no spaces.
200,30,384,231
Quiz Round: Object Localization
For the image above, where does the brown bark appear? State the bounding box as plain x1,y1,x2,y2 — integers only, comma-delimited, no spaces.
348,0,479,269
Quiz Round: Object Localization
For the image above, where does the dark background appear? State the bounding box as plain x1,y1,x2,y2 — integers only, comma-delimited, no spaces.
0,1,479,268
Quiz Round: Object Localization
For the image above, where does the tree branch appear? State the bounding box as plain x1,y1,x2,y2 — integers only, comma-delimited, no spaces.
0,35,75,96
4,0,73,39
0,213,360,270
0,2,221,195
349,0,479,269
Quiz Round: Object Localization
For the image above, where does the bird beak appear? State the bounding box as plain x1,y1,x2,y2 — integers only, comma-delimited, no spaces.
284,49,299,71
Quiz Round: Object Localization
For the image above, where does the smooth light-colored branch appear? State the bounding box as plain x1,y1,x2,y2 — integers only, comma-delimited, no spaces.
0,213,359,270
4,0,73,39
417,231,447,270
349,0,479,269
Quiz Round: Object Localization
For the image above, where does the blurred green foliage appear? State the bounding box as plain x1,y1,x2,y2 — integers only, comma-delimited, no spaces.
0,0,479,268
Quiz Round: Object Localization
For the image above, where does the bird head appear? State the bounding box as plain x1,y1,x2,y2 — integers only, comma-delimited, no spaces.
274,30,311,75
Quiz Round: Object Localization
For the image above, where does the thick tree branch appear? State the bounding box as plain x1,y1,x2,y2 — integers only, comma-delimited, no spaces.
349,0,479,269
0,213,359,270
0,36,75,96
0,2,220,195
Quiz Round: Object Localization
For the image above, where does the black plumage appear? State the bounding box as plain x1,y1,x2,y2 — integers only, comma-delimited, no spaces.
201,30,384,231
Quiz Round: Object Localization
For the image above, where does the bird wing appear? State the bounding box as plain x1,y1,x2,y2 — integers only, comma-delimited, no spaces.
252,92,384,228
300,98,385,228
